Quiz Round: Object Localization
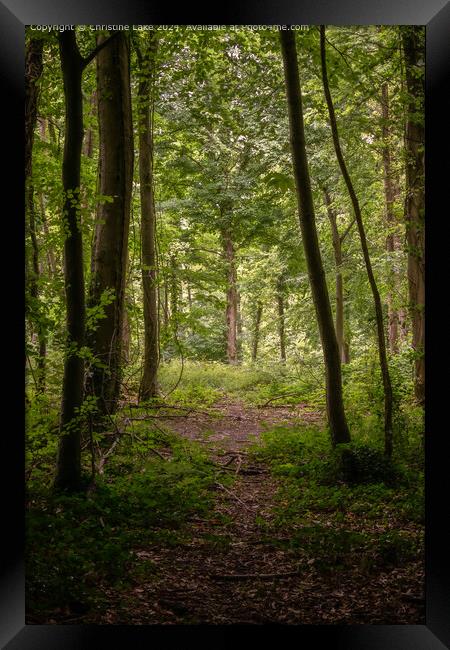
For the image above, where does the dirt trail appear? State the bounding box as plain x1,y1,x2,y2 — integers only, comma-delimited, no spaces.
93,400,423,625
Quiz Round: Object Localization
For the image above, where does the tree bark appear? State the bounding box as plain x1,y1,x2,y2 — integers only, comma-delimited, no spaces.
322,189,350,364
402,26,425,405
280,29,350,446
320,26,393,456
136,33,159,401
251,302,263,362
276,275,287,362
88,32,134,417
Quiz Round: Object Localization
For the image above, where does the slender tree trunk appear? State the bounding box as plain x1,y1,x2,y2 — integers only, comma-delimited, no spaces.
88,32,134,417
320,26,393,456
137,33,159,401
122,303,131,364
222,228,238,365
54,32,86,490
381,83,402,354
25,37,47,392
276,275,287,362
163,276,169,328
402,26,425,405
169,253,179,334
251,302,263,362
237,289,243,362
322,189,350,364
280,30,350,446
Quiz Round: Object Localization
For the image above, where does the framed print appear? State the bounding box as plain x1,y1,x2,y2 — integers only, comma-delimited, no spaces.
2,0,449,647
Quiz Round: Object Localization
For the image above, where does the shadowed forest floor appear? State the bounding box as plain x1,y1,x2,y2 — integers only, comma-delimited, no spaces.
60,399,424,626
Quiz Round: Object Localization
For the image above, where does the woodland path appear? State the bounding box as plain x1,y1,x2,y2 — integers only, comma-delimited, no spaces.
92,399,423,625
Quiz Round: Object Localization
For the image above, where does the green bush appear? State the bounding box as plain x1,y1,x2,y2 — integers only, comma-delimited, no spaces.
331,443,401,486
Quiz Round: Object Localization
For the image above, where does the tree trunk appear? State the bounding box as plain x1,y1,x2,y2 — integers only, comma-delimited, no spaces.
237,289,243,362
402,26,425,405
163,276,169,328
280,29,350,446
88,32,134,417
276,275,287,362
322,189,350,364
25,37,47,392
320,26,393,457
222,229,238,365
137,33,159,402
169,253,179,334
381,83,402,354
251,302,263,362
54,32,86,491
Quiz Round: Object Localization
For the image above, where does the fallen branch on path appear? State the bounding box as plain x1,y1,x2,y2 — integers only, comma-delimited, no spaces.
209,571,301,581
213,482,253,510
257,393,301,408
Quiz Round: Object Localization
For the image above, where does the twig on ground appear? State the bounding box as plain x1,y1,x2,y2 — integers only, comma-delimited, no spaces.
258,393,301,408
214,482,253,510
209,571,301,581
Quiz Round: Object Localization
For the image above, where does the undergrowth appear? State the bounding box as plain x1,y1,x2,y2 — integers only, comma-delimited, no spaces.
26,425,228,622
250,421,424,572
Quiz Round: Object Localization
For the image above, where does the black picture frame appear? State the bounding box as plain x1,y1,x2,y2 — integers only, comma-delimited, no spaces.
2,0,449,646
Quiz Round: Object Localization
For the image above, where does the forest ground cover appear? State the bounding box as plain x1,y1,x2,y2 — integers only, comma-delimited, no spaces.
26,361,424,625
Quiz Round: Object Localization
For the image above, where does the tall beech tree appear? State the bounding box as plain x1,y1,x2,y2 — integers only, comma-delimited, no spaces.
402,26,425,405
320,25,393,457
280,29,350,446
136,32,160,401
88,32,134,417
55,30,118,492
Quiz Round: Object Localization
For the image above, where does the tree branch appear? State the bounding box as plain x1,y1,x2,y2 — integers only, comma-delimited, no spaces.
340,217,356,244
82,32,120,69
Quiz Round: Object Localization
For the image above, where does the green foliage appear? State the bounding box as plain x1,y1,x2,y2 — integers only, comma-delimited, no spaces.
330,443,400,486
26,430,220,620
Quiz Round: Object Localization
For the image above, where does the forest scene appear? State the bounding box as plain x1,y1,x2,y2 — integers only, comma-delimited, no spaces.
25,24,425,625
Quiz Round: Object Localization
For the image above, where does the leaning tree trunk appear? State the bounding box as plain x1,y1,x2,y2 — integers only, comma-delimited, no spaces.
280,29,350,446
25,37,46,392
88,32,134,418
402,26,425,405
136,33,159,401
323,189,350,364
320,25,393,457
